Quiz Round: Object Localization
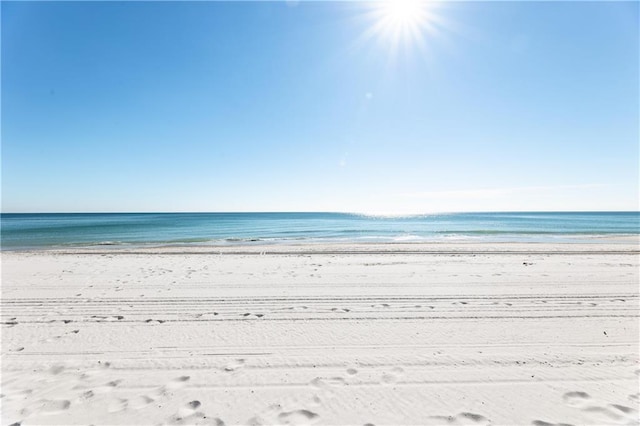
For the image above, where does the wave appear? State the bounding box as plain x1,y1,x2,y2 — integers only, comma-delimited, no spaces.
2,212,638,250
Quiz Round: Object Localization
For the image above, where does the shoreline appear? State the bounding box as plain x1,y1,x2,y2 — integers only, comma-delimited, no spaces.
3,237,639,255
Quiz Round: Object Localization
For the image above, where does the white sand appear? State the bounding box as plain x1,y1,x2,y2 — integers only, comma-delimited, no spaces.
1,242,639,425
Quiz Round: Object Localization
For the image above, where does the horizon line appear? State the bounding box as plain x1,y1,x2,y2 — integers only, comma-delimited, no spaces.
1,210,639,215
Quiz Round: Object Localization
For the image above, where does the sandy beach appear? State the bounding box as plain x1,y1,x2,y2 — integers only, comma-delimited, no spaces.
2,242,639,425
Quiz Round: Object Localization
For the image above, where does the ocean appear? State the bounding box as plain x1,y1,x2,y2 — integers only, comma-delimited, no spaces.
1,212,638,250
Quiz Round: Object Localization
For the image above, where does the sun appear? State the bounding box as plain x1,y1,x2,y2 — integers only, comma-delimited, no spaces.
354,0,447,60
381,0,426,29
364,0,436,51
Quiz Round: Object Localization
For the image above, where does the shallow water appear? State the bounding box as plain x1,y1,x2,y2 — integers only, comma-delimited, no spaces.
1,211,638,249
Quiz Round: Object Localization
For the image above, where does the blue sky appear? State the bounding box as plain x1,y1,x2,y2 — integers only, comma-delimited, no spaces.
2,1,638,213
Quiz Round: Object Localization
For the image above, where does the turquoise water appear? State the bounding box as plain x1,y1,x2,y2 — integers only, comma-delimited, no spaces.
1,212,638,250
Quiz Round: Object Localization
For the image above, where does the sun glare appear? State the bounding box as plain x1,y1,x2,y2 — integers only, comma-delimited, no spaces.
363,0,438,53
381,0,426,28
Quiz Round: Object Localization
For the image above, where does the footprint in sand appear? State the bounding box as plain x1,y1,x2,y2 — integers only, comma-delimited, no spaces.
30,399,71,416
186,400,201,409
607,404,639,422
310,395,322,406
44,334,64,343
426,412,490,426
176,400,202,418
284,306,308,311
581,405,625,422
310,377,346,388
562,390,638,423
49,365,65,375
531,421,574,426
167,375,191,389
91,315,109,321
93,380,121,395
224,359,246,372
241,313,264,318
562,391,591,407
130,395,154,409
346,368,358,375
169,411,224,426
381,367,404,384
455,412,491,425
153,376,191,397
77,390,95,401
107,398,128,413
98,361,112,369
277,409,319,425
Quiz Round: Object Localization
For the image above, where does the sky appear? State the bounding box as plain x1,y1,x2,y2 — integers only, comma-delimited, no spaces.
1,1,638,214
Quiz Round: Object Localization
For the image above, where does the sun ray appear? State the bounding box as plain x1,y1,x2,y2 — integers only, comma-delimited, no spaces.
351,0,448,62
374,1,433,44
